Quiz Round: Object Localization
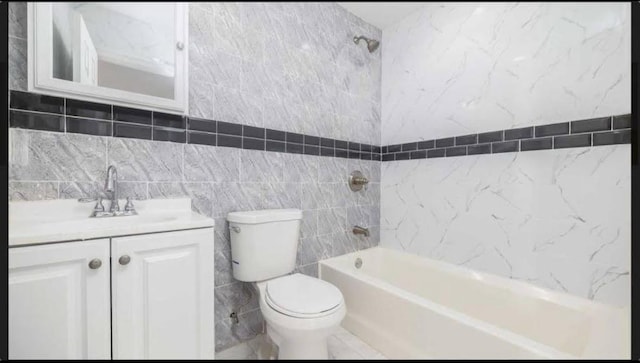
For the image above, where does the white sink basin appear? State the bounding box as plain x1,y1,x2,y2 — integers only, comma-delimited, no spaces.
16,214,179,234
9,198,214,246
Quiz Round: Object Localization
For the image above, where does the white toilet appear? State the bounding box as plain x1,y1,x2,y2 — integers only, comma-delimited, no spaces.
227,209,346,360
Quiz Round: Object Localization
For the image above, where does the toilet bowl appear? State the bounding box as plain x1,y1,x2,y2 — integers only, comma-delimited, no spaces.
255,273,346,359
227,209,346,359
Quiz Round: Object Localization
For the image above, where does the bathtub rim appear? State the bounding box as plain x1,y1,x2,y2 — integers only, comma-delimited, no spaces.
320,246,627,314
320,251,574,359
319,246,629,359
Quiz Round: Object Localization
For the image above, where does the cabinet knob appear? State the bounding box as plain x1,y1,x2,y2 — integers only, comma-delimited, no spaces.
119,255,131,265
176,41,184,50
88,258,102,269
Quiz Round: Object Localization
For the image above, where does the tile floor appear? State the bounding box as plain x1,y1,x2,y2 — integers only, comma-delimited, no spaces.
216,326,386,360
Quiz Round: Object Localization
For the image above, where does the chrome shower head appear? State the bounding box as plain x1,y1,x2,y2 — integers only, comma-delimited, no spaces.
353,35,380,53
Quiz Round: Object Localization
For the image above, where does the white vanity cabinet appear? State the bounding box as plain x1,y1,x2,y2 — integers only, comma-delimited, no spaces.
111,229,214,359
9,227,214,360
9,239,111,359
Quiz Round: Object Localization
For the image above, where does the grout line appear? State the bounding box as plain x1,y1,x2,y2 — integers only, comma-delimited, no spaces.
113,119,153,128
9,108,63,126
105,137,109,171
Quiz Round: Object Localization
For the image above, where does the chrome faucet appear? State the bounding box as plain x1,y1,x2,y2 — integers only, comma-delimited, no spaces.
353,225,370,237
105,165,119,213
78,165,137,217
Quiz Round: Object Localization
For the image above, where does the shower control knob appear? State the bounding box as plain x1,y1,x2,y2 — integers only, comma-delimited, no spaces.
119,255,131,265
352,176,369,185
348,170,369,191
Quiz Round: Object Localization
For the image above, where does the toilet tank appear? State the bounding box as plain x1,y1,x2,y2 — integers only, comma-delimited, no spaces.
227,209,303,282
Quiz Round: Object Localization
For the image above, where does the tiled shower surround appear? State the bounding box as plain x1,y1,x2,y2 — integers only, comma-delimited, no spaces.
8,2,381,351
380,2,631,307
381,146,630,306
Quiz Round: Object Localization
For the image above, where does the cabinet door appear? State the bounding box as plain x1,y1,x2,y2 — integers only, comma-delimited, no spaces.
9,239,111,359
111,228,215,359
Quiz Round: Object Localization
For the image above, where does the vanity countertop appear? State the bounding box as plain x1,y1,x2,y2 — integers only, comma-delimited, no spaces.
9,198,215,247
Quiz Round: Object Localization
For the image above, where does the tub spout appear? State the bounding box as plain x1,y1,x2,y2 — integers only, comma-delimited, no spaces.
353,225,370,237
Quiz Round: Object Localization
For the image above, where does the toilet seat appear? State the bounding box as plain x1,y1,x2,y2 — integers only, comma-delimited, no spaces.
265,273,343,319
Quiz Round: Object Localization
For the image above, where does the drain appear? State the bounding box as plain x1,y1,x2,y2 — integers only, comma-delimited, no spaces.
355,257,362,269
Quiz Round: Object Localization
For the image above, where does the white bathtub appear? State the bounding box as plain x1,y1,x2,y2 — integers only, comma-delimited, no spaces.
319,247,630,359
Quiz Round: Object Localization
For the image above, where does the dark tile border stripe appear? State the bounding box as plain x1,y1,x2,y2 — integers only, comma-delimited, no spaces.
8,91,632,162
380,114,631,161
504,127,533,140
8,91,379,160
10,109,64,132
114,122,152,140
66,117,112,137
188,131,216,146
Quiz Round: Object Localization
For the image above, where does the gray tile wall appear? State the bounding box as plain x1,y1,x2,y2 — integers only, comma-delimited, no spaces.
188,3,381,145
8,2,382,351
9,2,28,91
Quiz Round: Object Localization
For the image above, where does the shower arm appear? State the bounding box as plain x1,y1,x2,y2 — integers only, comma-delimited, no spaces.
353,35,366,44
353,35,379,53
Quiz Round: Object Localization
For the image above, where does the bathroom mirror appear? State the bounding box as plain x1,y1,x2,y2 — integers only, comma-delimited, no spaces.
28,2,188,112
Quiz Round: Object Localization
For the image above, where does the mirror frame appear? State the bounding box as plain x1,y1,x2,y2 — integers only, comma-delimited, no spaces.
27,2,189,113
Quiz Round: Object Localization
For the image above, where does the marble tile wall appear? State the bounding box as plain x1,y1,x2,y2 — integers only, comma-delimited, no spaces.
188,2,381,145
382,2,630,145
8,2,382,352
380,2,631,306
9,2,28,91
381,145,630,306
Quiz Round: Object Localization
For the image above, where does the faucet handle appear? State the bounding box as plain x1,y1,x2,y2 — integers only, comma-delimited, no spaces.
78,197,105,212
349,170,369,192
122,197,138,216
94,197,105,212
124,197,135,212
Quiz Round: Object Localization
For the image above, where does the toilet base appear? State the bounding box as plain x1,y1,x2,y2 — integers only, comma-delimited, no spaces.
253,278,346,359
256,334,278,360
277,338,328,359
267,325,329,360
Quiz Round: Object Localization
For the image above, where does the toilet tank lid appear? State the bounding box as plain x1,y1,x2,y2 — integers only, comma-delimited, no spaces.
227,209,303,224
